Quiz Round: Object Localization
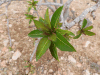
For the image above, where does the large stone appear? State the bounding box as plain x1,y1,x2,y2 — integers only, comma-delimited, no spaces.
12,50,21,60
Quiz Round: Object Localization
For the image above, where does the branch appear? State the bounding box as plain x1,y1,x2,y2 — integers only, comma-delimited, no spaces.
53,0,58,9
44,0,55,12
40,2,63,6
64,0,73,7
30,38,41,62
0,0,22,6
5,0,12,47
65,1,100,28
60,0,63,4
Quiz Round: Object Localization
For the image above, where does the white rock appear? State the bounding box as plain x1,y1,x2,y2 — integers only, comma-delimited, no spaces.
8,71,12,75
13,11,19,14
93,73,99,75
60,56,64,60
68,55,76,64
83,69,90,75
13,67,17,71
9,24,12,28
28,39,31,41
3,39,9,47
25,68,29,74
12,50,21,60
11,39,15,42
49,69,53,72
51,58,55,62
2,19,6,22
84,41,90,47
44,70,47,74
0,60,6,67
76,62,82,68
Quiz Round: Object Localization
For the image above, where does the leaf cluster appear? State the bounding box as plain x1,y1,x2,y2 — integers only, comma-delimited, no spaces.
25,14,36,24
28,6,76,61
27,0,38,12
74,19,95,39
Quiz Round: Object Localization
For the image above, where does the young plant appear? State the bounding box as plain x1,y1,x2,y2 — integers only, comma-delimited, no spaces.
28,6,76,61
27,0,38,12
25,14,36,24
74,19,95,39
8,47,13,51
24,61,35,74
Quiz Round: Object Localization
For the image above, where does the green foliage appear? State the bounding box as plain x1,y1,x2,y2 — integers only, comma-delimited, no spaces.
81,19,87,29
53,31,76,52
83,26,93,30
74,19,95,39
24,61,35,74
48,33,57,41
25,14,36,24
36,37,51,61
28,6,77,61
34,20,49,31
84,30,95,36
27,4,95,61
51,6,63,29
49,42,59,61
27,0,38,12
8,47,13,51
28,30,45,38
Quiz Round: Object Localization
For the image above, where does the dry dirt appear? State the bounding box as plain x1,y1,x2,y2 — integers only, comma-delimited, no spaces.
0,0,100,75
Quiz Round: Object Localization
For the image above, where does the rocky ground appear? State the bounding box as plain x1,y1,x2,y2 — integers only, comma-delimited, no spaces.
0,0,100,75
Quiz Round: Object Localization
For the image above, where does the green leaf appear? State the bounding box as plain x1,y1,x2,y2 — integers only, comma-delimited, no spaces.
29,19,32,24
48,33,57,41
27,1,32,4
83,26,93,31
25,14,36,19
36,37,51,61
28,30,45,38
28,6,32,12
66,37,70,41
34,20,49,31
53,31,76,52
77,30,81,35
49,42,59,61
39,17,50,29
33,6,36,10
84,30,95,36
81,19,87,29
45,8,51,28
74,33,82,39
51,6,63,29
34,1,38,4
39,17,46,23
58,22,62,28
24,66,29,68
56,29,75,36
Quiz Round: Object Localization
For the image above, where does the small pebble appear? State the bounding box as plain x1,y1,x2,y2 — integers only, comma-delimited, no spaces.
8,71,12,75
9,24,12,28
25,68,29,74
83,69,90,75
68,55,76,64
93,73,99,75
49,69,53,73
84,41,90,47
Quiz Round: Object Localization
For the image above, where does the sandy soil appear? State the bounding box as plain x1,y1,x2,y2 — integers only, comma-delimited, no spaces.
0,0,100,75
